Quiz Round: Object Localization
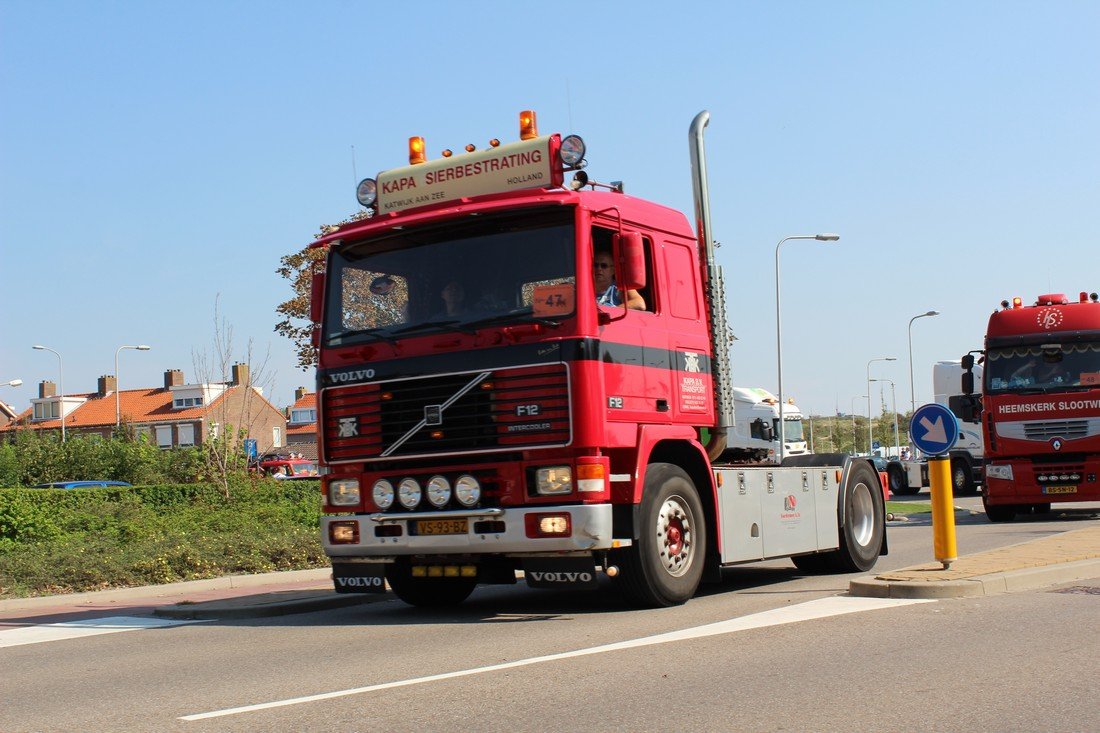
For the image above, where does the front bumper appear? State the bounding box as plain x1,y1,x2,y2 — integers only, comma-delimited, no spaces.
322,503,614,557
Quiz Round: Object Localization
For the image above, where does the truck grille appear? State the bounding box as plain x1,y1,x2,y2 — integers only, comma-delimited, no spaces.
322,363,570,463
997,418,1099,441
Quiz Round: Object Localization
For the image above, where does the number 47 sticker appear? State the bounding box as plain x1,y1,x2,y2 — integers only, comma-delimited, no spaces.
533,283,575,316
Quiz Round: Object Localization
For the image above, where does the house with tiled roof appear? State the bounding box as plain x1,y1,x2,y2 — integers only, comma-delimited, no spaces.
283,387,317,459
1,364,287,452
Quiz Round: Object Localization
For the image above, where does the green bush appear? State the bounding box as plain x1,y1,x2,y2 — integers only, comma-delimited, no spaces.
0,481,325,598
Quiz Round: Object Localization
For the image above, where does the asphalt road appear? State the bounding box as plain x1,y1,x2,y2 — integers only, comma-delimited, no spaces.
3,500,1099,732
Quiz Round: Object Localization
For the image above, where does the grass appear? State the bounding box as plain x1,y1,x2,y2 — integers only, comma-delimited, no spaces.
886,501,932,516
0,480,327,599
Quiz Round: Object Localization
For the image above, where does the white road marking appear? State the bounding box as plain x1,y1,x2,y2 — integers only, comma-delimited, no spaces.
182,595,932,721
0,615,200,649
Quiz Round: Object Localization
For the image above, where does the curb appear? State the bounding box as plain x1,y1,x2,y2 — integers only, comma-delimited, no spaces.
849,557,1100,599
153,590,387,620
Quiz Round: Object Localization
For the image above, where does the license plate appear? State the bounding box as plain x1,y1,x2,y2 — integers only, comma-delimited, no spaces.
1042,485,1077,494
414,519,469,535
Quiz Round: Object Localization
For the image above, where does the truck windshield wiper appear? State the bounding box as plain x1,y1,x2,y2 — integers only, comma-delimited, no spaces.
390,319,477,336
459,310,561,330
327,327,399,346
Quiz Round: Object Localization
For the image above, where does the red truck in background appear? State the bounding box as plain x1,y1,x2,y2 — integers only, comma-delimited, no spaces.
306,110,886,608
959,292,1100,522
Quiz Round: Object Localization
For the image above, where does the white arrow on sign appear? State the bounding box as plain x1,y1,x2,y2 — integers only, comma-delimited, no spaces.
919,415,948,444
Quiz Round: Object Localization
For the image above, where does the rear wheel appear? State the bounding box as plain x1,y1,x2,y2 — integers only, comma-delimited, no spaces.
804,460,885,573
951,459,976,496
385,560,477,607
887,464,917,496
618,463,707,607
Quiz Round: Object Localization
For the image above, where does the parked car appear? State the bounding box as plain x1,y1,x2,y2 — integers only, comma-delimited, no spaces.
32,480,133,489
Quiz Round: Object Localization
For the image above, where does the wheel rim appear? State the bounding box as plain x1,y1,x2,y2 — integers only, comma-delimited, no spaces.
656,494,695,577
849,482,875,547
953,467,966,489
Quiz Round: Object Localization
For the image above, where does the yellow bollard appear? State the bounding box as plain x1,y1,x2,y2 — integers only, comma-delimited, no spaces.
928,456,957,569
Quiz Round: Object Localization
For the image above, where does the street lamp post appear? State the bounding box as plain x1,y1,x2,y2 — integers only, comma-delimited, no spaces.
908,310,940,415
3,379,21,387
866,356,896,454
115,344,152,427
850,395,866,454
775,232,839,463
871,378,899,457
32,345,65,442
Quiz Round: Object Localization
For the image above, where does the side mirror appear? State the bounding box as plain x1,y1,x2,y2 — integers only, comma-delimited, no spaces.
961,354,974,370
310,272,325,323
761,420,775,442
961,371,974,395
615,232,646,291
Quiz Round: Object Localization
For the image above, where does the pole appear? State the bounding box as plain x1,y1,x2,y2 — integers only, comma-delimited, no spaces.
115,345,151,427
867,357,896,455
928,456,958,569
33,345,65,442
890,381,899,458
775,233,838,464
850,395,864,454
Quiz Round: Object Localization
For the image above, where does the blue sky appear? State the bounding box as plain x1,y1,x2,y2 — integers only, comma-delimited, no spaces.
2,1,1098,421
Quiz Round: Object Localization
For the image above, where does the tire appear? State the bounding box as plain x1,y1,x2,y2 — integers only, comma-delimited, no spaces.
385,560,477,607
1031,503,1052,515
617,463,707,607
887,465,917,496
813,460,885,573
982,493,1016,523
951,459,976,496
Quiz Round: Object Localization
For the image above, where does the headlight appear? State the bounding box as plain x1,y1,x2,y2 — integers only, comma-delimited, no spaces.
454,474,481,507
356,177,377,207
426,475,452,508
328,479,360,506
986,464,1013,481
535,466,572,495
398,478,422,509
371,479,395,510
560,135,586,167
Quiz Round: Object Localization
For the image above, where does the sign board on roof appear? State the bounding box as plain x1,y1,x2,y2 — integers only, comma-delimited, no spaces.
376,134,560,214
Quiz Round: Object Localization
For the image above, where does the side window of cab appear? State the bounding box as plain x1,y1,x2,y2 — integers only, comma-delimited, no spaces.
592,226,654,312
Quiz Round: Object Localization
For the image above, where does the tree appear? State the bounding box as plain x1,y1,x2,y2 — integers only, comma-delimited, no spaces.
275,212,370,370
194,297,274,497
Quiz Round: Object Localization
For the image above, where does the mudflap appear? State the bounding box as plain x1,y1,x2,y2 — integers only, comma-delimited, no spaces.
523,557,599,590
332,562,388,594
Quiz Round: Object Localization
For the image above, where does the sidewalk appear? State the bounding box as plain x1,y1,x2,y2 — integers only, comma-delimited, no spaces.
849,525,1100,598
0,568,377,623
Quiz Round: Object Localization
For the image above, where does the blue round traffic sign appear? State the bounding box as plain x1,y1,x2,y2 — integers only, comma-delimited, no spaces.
909,403,960,457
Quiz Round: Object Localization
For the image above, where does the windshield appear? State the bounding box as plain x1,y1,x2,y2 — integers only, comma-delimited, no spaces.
782,417,805,442
985,341,1100,393
324,209,576,346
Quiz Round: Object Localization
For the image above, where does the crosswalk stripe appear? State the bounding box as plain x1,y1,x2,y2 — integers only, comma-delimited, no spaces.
0,615,201,649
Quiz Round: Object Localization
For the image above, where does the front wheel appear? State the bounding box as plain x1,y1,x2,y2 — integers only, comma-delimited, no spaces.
982,493,1017,523
618,463,707,607
888,465,917,496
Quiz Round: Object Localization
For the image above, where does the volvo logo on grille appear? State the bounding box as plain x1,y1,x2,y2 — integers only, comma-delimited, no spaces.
424,405,443,426
337,417,359,438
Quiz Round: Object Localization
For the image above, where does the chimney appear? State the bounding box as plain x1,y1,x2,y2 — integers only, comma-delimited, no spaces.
164,369,184,390
294,387,307,401
97,375,117,397
39,380,57,398
231,363,250,386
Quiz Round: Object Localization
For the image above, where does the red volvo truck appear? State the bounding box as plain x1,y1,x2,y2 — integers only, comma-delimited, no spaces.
959,291,1100,522
308,111,886,607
